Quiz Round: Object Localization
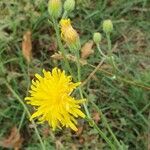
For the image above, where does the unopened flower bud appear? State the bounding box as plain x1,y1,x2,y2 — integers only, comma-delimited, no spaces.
64,0,75,12
93,32,102,44
48,0,62,19
103,19,113,34
60,19,80,50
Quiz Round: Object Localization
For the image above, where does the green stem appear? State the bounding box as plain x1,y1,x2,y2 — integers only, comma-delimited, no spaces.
106,33,120,73
96,44,107,58
75,49,116,150
76,50,91,118
85,118,116,150
18,63,30,130
18,110,26,131
52,18,116,149
106,33,112,56
52,19,75,79
5,81,46,150
92,120,116,150
90,100,123,150
62,10,68,18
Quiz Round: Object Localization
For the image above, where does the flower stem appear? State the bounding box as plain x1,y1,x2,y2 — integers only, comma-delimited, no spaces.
106,33,119,73
75,49,116,150
53,17,116,150
96,43,107,58
90,100,123,150
4,81,46,150
52,18,75,79
62,10,68,18
19,63,30,131
106,33,112,56
76,49,91,118
91,120,116,150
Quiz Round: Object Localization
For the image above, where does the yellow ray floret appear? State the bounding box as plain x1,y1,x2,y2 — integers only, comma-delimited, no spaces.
25,67,86,131
60,19,79,45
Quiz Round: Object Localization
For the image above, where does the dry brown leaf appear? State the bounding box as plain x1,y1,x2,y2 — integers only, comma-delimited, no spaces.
81,40,94,59
79,137,85,144
51,52,63,60
66,54,87,65
51,52,87,65
48,41,57,52
93,112,100,124
55,140,64,150
100,63,112,69
0,127,23,150
42,127,50,138
22,31,32,62
76,126,84,136
71,144,77,150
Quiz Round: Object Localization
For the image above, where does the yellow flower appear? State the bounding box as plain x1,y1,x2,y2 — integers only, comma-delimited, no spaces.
25,67,86,131
60,19,80,47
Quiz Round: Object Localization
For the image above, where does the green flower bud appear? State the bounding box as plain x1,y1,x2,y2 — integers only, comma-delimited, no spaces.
93,32,102,44
64,0,75,12
48,0,62,19
103,19,113,34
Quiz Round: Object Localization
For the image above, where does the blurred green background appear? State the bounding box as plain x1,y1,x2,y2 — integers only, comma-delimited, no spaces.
0,0,150,149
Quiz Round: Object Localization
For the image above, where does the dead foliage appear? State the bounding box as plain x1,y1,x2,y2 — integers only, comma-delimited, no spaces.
81,40,94,59
0,127,23,150
22,31,32,62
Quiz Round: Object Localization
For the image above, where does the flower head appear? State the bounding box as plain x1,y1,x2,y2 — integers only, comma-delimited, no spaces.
48,0,62,19
25,67,85,131
93,32,102,44
64,0,75,13
60,19,80,48
103,19,113,34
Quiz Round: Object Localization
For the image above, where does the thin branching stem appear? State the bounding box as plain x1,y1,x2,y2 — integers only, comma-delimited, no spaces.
96,44,107,58
52,17,119,149
19,62,30,130
89,99,123,150
4,81,46,150
52,18,75,79
74,48,116,150
106,33,120,73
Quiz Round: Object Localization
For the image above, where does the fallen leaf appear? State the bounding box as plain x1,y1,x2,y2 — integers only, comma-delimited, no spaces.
42,127,50,137
0,127,23,150
92,112,100,124
100,63,112,69
51,52,87,65
71,144,77,150
51,52,63,60
81,40,94,59
22,31,32,62
76,126,83,136
55,140,64,150
48,40,57,52
79,137,85,144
